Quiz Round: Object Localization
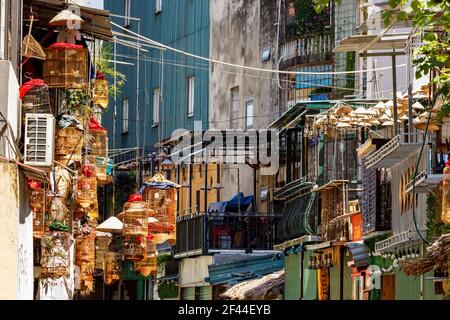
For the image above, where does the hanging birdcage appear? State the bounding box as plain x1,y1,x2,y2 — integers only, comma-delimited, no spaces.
75,232,96,265
43,46,88,89
86,155,111,185
441,167,450,225
55,126,83,162
21,83,52,117
136,236,157,278
88,124,108,159
76,175,97,210
122,235,146,261
92,79,109,109
40,231,71,278
104,252,121,285
143,188,176,225
79,261,95,297
95,234,112,270
29,188,46,238
122,194,149,237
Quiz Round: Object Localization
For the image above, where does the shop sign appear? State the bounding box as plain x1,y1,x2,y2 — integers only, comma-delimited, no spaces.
317,268,329,300
351,213,363,241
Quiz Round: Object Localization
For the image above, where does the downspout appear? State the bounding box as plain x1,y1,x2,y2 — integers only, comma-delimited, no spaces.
275,0,282,118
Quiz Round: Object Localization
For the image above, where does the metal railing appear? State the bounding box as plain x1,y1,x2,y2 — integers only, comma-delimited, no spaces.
175,212,282,255
281,32,333,63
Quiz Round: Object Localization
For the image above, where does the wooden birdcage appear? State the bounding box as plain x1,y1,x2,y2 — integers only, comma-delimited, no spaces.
95,235,111,270
40,231,71,278
136,237,157,278
143,188,176,225
104,252,121,285
22,85,52,118
122,235,146,261
88,127,108,159
86,155,110,185
29,188,46,238
55,126,84,159
43,47,88,89
92,79,108,109
76,176,97,210
79,261,95,297
122,200,149,237
75,232,96,265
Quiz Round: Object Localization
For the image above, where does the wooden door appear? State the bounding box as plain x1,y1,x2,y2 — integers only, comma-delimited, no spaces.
381,274,396,300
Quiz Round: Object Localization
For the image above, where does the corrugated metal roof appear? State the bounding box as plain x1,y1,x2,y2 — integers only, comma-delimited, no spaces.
206,254,284,285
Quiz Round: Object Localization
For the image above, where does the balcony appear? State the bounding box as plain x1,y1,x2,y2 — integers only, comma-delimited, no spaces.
174,213,282,258
280,32,334,70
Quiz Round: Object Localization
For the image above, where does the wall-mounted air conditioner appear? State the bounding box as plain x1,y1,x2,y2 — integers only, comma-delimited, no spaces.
24,113,55,167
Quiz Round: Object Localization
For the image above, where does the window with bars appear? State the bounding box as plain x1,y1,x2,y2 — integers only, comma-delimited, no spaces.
246,99,254,129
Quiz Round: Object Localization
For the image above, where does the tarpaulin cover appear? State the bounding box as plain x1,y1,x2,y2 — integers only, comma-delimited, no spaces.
140,172,180,191
48,42,84,50
88,116,106,132
225,193,254,213
19,79,46,99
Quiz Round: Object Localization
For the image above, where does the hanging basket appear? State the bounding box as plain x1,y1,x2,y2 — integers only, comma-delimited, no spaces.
40,231,71,278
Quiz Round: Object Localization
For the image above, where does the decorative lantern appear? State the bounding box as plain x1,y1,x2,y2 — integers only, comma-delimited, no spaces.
92,70,108,109
122,235,146,261
442,165,450,225
40,231,71,278
122,194,149,237
136,235,157,278
104,252,121,285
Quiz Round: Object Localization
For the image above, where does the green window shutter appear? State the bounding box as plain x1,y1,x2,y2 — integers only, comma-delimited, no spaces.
199,286,212,300
182,287,195,300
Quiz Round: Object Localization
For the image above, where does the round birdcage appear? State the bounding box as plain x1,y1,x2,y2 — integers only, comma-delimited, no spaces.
122,196,149,237
40,231,71,278
76,176,97,210
75,232,96,265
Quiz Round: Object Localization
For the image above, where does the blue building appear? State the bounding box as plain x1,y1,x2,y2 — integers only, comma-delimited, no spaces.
103,0,210,151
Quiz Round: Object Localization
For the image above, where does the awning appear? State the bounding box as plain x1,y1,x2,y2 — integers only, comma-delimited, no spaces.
206,254,284,285
334,33,410,53
221,270,284,300
346,241,370,268
313,180,349,192
23,0,113,41
0,156,50,183
274,235,321,251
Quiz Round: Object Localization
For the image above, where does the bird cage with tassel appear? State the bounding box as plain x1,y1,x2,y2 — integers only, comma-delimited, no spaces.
28,180,46,238
55,126,83,163
92,74,108,109
20,80,52,119
122,194,149,237
88,116,108,159
43,45,88,89
441,166,450,225
95,234,112,270
40,231,71,278
122,235,146,261
104,252,121,285
75,232,96,265
76,175,97,212
136,235,157,278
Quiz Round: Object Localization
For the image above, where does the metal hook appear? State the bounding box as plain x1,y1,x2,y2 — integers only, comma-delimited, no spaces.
24,72,33,81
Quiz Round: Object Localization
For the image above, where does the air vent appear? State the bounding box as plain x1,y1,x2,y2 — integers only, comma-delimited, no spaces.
24,113,55,167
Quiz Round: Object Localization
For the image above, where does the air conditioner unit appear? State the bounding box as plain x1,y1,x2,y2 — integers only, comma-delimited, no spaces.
24,113,55,167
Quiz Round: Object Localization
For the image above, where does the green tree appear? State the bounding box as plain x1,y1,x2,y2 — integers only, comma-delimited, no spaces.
94,43,126,100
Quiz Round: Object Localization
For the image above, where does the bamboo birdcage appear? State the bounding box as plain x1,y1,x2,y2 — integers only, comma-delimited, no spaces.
43,47,88,88
75,232,96,265
76,176,97,210
86,155,110,185
122,235,146,261
143,188,176,225
88,127,108,159
122,200,149,237
441,168,450,225
92,79,108,109
95,236,112,270
29,188,46,238
104,252,121,285
40,231,71,278
22,85,52,116
136,237,157,278
55,126,84,159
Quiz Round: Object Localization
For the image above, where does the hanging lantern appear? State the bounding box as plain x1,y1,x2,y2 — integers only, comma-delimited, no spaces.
441,165,450,225
122,194,149,237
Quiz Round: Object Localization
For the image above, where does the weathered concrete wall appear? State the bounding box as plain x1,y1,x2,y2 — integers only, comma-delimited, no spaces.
209,0,279,203
179,256,214,288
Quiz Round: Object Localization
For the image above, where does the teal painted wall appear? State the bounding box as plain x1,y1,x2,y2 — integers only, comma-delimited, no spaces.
303,251,318,300
396,269,442,300
284,254,301,300
103,0,210,148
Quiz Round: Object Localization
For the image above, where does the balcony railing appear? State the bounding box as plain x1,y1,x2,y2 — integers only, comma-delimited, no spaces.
175,213,282,257
280,32,333,66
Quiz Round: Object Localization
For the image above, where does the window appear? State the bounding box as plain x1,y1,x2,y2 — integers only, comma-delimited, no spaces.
153,88,160,126
246,100,254,129
155,0,162,14
122,98,129,133
230,87,239,129
187,76,195,117
124,0,131,27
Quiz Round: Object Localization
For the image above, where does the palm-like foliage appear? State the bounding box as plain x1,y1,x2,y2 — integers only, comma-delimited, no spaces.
94,42,126,100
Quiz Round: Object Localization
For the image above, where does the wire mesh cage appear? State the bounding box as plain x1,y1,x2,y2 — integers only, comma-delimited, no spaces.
122,200,149,237
92,79,108,109
79,261,95,297
143,188,176,244
122,235,146,261
136,237,157,278
43,47,88,89
22,85,52,118
29,188,46,238
104,252,121,285
75,232,96,265
40,231,71,278
95,236,112,270
86,155,110,186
